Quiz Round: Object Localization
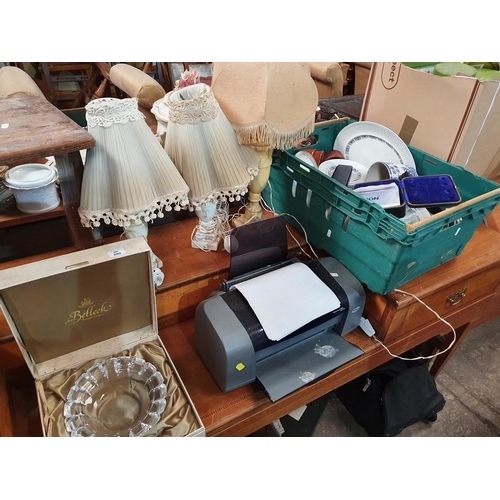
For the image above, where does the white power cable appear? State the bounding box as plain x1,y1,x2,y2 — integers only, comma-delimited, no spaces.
261,170,457,361
260,179,319,260
260,169,456,363
372,288,457,361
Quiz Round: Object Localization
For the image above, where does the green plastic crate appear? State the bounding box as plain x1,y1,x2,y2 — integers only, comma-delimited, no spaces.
263,120,500,294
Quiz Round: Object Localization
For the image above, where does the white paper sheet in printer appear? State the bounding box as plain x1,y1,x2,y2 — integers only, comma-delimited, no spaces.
194,216,365,402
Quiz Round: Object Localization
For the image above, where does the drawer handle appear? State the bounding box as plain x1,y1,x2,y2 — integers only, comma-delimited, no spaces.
447,288,467,306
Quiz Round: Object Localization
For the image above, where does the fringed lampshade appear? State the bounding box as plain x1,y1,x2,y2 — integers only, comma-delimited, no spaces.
78,97,190,274
211,62,318,225
152,83,260,251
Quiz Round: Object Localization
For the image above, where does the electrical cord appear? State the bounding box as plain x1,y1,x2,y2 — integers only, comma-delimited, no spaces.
260,179,319,260
372,288,457,361
256,174,456,363
260,176,456,362
191,199,232,252
236,174,458,365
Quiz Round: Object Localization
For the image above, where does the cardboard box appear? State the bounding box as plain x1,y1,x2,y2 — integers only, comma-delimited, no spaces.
0,238,205,437
354,62,372,95
360,62,500,180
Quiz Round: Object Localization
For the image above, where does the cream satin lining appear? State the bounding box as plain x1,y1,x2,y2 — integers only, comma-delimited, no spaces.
37,339,200,437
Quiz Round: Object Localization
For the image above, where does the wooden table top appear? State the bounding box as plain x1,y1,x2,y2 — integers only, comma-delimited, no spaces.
159,222,500,436
2,208,500,436
160,318,378,437
0,94,95,165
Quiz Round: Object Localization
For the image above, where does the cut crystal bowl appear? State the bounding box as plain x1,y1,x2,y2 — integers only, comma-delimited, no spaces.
64,356,167,437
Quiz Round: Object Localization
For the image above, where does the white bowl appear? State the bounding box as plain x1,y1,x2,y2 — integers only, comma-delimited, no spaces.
4,163,59,213
295,150,318,168
318,159,368,187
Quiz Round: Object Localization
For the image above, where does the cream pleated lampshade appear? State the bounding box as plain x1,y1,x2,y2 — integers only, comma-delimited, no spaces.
79,97,190,228
151,83,260,207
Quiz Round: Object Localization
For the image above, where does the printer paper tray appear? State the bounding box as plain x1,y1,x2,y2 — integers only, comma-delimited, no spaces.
255,331,364,402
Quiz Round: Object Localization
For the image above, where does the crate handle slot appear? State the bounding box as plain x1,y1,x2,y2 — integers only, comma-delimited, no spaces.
441,218,462,231
423,158,438,167
346,207,367,222
342,215,350,232
306,189,312,207
291,180,297,197
298,164,311,173
325,205,332,220
334,185,350,196
300,133,319,144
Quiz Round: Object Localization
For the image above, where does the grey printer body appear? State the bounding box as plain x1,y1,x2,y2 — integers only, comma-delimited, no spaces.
194,255,366,402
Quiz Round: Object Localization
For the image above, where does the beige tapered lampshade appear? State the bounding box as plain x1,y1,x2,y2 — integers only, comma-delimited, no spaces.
210,62,318,225
151,83,260,207
79,97,190,228
211,62,318,150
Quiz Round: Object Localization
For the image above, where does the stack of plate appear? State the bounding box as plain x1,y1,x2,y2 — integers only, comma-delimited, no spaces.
332,121,416,172
294,121,416,187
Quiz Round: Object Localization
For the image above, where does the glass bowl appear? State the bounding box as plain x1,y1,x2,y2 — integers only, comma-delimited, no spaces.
64,356,167,437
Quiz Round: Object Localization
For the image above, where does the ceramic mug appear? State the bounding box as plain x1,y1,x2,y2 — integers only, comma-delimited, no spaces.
300,149,325,166
365,162,418,182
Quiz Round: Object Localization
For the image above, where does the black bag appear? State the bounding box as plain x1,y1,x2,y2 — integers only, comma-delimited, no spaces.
334,356,445,437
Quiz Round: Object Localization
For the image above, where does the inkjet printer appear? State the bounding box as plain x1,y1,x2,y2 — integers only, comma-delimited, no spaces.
194,216,365,402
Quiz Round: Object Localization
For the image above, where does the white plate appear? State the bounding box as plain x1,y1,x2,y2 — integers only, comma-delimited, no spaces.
318,159,368,187
295,150,318,168
333,121,415,169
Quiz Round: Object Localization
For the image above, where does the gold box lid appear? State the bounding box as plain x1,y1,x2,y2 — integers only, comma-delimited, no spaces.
0,238,157,379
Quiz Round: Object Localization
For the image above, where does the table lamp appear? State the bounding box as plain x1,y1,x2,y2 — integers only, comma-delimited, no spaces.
78,97,190,275
211,62,318,226
151,82,260,251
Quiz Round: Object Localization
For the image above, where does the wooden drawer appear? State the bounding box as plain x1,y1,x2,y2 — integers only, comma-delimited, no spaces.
364,224,500,343
372,266,500,342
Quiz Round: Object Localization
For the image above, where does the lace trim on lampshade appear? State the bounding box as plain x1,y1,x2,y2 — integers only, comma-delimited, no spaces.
166,84,220,125
188,184,253,209
78,192,189,228
159,83,260,205
80,97,191,228
86,97,143,128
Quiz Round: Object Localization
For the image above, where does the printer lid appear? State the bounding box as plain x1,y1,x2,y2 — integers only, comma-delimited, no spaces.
228,216,288,279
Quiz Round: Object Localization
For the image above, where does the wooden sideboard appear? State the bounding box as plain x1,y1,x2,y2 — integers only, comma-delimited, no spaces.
157,221,500,436
1,210,500,437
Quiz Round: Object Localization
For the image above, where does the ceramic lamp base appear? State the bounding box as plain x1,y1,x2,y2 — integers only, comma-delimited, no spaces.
231,148,272,228
191,201,228,252
191,229,221,251
122,220,164,283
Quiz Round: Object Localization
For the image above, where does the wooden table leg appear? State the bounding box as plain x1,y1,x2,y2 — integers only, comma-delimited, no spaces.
429,324,469,377
54,151,102,250
0,365,13,437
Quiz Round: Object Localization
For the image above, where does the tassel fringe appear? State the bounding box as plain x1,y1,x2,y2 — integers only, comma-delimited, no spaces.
231,115,316,151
